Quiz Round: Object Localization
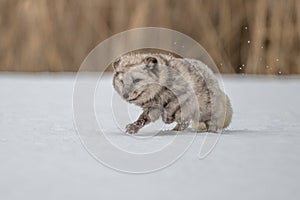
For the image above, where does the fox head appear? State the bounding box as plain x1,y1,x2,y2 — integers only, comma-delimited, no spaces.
112,54,166,105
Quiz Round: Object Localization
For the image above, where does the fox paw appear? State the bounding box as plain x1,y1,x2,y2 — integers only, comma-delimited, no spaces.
125,123,139,134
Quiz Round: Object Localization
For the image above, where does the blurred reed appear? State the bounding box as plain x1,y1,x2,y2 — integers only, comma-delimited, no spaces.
0,0,299,74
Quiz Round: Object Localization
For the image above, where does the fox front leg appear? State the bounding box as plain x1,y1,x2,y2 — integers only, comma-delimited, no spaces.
172,120,190,131
125,107,161,134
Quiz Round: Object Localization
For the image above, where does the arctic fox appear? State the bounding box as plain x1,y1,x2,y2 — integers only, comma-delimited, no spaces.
112,53,232,134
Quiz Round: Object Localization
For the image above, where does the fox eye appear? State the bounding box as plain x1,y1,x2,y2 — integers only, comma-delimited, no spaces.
133,78,142,84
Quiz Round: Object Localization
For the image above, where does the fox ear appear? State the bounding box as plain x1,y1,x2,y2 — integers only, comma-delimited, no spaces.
145,57,158,67
112,58,121,71
145,56,159,76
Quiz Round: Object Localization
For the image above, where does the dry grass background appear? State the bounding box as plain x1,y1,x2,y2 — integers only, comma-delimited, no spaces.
0,0,299,74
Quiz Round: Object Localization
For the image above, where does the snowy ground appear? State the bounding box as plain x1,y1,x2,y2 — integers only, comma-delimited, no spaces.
0,73,299,200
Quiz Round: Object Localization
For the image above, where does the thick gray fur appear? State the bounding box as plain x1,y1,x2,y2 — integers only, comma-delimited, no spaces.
112,53,232,134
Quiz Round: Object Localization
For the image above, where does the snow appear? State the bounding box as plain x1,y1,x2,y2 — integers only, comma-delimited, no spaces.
0,73,300,200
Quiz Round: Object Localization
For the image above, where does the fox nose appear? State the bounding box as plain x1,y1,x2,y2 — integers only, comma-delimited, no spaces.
123,93,129,99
